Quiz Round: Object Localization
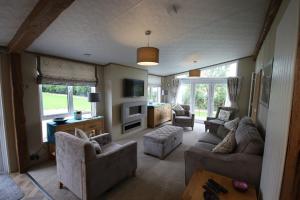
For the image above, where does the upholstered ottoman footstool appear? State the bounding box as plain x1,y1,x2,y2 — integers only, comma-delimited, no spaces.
143,125,183,159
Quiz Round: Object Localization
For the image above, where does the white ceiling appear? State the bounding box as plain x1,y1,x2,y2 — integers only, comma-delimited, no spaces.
1,0,270,76
0,0,38,46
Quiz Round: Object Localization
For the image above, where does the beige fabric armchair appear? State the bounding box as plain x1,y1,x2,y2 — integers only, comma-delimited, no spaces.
55,132,137,200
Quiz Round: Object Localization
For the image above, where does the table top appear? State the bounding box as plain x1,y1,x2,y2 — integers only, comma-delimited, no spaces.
182,170,257,200
47,116,104,126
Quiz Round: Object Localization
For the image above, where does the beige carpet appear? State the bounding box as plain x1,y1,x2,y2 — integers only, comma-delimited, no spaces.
28,123,205,200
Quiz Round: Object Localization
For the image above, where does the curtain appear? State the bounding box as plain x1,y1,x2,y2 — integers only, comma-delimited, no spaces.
37,56,98,86
170,79,179,104
227,77,242,108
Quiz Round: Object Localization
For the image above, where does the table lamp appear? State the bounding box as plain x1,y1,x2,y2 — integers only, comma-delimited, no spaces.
88,93,100,117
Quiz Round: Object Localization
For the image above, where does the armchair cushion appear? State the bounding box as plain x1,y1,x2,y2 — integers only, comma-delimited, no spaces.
217,109,231,121
102,143,122,153
172,104,185,116
91,133,112,146
207,119,224,125
90,140,102,154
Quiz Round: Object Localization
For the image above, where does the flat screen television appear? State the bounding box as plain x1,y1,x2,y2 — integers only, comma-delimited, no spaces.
123,79,144,97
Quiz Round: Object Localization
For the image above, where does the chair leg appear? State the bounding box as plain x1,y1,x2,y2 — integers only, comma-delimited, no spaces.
59,182,63,189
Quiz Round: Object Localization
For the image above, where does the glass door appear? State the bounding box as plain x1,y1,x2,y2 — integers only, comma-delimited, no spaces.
212,84,228,117
194,84,210,121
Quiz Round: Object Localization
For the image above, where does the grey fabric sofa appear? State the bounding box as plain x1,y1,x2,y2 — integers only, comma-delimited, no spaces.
55,132,137,200
185,117,264,187
172,105,195,130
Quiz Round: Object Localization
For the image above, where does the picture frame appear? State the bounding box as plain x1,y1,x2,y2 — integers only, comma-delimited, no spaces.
260,59,273,108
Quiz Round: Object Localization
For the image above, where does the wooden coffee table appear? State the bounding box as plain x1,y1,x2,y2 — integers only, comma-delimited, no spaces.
182,170,257,200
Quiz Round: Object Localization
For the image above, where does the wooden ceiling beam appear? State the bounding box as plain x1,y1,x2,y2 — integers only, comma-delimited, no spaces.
8,0,74,53
253,0,283,58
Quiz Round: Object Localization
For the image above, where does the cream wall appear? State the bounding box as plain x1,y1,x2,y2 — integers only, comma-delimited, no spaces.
104,63,148,140
237,57,255,117
21,53,48,166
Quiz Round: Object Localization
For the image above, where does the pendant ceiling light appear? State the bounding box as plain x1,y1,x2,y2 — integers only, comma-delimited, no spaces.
189,69,201,77
137,30,159,66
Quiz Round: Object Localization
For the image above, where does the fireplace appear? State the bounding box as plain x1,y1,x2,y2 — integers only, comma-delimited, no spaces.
129,105,142,116
122,101,147,133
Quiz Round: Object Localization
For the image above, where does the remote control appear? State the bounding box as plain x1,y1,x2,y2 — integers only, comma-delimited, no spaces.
203,185,217,195
206,182,221,194
208,179,228,193
203,190,220,200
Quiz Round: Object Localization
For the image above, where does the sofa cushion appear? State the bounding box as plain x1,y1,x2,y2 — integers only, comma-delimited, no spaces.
224,117,240,131
235,119,264,155
216,126,230,139
194,142,216,151
198,132,222,145
102,143,122,153
239,117,256,127
212,131,236,153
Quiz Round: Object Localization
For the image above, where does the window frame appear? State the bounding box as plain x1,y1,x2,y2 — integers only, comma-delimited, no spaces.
39,85,95,120
147,85,161,103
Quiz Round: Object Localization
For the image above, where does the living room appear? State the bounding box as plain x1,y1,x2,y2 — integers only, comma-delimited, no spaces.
0,0,299,200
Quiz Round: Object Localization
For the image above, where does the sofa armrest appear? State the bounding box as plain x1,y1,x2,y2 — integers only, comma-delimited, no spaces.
91,133,112,146
184,147,262,186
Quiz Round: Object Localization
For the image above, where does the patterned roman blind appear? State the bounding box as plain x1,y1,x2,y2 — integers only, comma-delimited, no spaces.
36,56,97,86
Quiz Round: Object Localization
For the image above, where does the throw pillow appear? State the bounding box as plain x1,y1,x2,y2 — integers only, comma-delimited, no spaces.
90,140,102,154
75,128,102,154
224,117,240,131
75,128,89,141
172,104,184,110
172,104,185,116
218,109,231,121
212,130,236,153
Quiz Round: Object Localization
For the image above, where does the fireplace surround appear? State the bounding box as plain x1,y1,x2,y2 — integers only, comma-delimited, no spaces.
122,101,147,133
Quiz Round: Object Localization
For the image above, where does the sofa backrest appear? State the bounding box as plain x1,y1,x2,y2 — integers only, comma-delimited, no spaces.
234,117,264,155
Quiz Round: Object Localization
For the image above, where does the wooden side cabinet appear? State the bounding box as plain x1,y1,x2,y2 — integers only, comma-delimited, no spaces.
147,104,172,128
47,117,104,158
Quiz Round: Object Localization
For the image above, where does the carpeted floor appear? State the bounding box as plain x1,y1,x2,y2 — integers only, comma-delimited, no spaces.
28,123,205,200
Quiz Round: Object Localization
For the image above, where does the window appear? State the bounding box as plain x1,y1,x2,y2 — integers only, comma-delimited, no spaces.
40,84,95,118
175,62,237,79
148,86,161,103
177,83,191,105
40,84,95,142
